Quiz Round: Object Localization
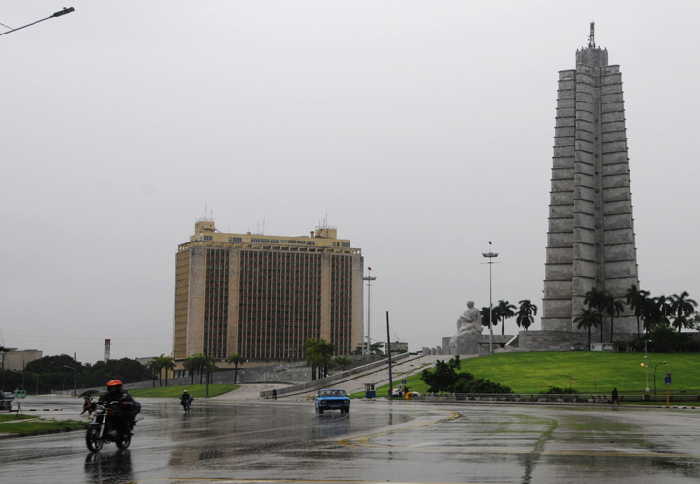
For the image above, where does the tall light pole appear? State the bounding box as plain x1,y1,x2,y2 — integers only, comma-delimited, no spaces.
482,241,499,355
363,267,377,356
63,365,78,397
0,7,75,37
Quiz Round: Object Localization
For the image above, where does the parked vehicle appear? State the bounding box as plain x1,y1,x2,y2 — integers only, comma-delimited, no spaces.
0,391,13,412
314,388,350,415
85,402,134,452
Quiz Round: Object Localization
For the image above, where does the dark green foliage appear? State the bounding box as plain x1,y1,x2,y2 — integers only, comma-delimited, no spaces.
420,357,512,394
3,355,152,394
629,326,700,353
25,354,77,374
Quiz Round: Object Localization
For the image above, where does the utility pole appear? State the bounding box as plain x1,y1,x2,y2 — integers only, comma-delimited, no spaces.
482,241,499,354
363,267,376,356
0,347,6,393
386,311,393,399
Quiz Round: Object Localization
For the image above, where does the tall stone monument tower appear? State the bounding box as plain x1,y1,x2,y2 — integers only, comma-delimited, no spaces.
541,24,639,339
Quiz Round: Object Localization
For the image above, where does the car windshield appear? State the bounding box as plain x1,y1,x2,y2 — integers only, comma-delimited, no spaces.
319,389,347,397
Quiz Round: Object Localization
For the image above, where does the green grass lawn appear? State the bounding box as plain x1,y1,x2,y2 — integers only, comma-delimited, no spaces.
0,414,33,424
0,418,86,435
353,352,700,397
129,384,239,398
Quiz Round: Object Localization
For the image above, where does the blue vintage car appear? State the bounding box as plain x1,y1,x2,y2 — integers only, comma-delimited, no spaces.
314,388,350,415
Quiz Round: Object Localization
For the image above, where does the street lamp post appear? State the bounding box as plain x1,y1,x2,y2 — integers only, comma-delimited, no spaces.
0,347,7,393
1,7,75,36
482,242,499,355
363,267,377,357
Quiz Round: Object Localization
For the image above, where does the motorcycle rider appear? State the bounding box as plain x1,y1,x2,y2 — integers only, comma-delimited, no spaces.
180,389,193,410
98,380,140,436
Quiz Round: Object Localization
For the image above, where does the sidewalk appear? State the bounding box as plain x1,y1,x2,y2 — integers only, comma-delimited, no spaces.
212,383,291,401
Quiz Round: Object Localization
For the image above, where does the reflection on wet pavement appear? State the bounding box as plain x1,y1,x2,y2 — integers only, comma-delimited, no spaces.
2,396,700,483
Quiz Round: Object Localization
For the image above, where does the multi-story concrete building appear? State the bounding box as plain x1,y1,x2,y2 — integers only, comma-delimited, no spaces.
2,349,43,371
173,220,363,362
541,24,639,340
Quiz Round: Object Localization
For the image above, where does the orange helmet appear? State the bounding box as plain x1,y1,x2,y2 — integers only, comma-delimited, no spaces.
106,379,123,387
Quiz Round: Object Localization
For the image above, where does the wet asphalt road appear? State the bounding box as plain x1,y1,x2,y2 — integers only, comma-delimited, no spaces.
2,396,700,483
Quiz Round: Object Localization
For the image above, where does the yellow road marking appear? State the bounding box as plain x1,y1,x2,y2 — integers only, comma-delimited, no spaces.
338,412,462,448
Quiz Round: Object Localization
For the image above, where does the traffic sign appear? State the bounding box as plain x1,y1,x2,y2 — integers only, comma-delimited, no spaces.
14,389,26,399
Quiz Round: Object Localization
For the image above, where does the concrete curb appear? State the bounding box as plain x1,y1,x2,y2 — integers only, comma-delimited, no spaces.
351,399,700,410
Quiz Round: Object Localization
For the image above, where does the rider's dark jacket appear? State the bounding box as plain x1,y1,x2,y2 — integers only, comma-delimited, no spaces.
98,390,141,425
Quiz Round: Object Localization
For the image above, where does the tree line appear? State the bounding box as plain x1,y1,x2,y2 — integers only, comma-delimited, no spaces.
574,285,698,351
479,299,539,335
0,353,152,395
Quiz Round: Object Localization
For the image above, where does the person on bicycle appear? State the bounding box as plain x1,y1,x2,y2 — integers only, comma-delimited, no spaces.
180,390,193,410
98,379,140,435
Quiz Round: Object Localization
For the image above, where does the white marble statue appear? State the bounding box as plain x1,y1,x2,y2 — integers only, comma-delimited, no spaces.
450,301,482,354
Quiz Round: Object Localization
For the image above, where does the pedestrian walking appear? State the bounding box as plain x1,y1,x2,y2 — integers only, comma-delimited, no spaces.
611,387,620,406
272,389,277,400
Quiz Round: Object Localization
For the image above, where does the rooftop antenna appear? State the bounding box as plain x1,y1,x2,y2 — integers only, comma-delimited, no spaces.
588,21,595,48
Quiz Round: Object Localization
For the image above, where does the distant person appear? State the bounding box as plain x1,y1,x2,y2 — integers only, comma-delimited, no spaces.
272,389,278,400
611,387,620,406
180,390,193,412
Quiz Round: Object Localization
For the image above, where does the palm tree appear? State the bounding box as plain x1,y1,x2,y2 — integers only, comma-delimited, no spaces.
160,355,175,387
183,355,197,384
583,287,611,343
185,353,208,384
304,339,322,380
225,353,245,384
670,291,698,332
654,295,673,327
602,296,625,343
480,307,498,329
641,297,662,335
625,285,650,337
203,356,217,385
584,287,609,312
333,356,352,371
148,359,162,387
574,308,603,350
495,300,517,336
316,340,335,378
515,300,538,332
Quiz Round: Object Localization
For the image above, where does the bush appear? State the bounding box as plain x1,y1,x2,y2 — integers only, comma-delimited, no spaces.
630,327,700,353
421,359,511,394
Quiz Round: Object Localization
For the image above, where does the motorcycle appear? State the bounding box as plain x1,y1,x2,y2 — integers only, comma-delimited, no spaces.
85,402,134,452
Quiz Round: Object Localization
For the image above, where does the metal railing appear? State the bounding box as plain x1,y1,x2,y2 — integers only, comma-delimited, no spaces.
391,391,700,404
260,352,414,399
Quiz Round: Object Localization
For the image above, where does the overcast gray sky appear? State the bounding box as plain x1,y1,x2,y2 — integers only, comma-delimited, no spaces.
1,1,698,363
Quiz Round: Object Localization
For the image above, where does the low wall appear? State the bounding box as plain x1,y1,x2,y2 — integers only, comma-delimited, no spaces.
518,330,587,351
260,352,413,398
